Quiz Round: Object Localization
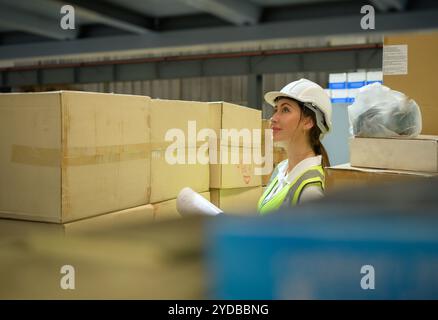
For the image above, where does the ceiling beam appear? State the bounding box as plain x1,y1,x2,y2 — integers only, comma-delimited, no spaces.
369,0,409,12
176,0,261,25
0,8,437,62
54,0,154,34
1,47,382,87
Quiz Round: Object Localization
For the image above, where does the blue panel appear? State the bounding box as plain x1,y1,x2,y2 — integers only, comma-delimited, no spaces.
322,103,351,166
347,81,365,88
329,82,347,89
206,210,438,300
366,80,383,85
331,98,348,103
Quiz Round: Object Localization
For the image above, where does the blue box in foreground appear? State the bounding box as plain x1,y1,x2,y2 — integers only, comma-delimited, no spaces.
206,208,438,299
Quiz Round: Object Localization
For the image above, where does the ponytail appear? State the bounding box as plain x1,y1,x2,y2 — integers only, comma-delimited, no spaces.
318,141,330,168
301,105,331,168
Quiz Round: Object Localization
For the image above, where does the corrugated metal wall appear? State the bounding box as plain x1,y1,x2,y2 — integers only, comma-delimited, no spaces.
69,75,249,105
63,72,328,119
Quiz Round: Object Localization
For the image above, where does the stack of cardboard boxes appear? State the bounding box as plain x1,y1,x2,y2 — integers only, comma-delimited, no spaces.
0,213,206,299
0,91,160,236
326,32,438,191
0,91,153,227
208,102,263,215
0,92,267,235
326,136,438,190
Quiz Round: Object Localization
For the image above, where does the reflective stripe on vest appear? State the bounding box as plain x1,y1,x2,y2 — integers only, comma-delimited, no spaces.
258,165,324,215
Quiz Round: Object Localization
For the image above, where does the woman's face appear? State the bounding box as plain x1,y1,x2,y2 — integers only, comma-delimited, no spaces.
270,98,313,143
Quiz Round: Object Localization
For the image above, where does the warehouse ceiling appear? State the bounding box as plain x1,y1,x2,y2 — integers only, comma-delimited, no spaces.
0,0,437,64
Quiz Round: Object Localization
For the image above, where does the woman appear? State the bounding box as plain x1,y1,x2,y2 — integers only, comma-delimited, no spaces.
177,78,332,217
257,78,332,214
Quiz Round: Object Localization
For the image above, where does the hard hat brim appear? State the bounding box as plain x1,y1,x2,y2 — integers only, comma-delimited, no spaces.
264,91,306,107
265,90,330,136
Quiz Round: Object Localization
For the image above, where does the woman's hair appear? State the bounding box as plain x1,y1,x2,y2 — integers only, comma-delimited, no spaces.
274,96,331,168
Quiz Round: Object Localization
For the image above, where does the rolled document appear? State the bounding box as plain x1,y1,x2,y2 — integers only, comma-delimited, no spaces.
176,187,223,217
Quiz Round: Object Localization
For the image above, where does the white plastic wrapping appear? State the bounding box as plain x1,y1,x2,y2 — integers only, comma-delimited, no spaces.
348,83,422,138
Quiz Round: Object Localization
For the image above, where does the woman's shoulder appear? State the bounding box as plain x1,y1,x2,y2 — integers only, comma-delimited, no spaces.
299,182,325,204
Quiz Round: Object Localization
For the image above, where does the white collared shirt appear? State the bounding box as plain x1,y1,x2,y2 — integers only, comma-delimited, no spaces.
264,155,324,205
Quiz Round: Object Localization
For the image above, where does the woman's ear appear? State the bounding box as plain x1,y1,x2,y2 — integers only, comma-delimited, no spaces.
302,116,315,131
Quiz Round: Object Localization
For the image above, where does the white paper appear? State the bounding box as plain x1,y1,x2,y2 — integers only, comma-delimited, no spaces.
383,45,408,75
176,187,223,216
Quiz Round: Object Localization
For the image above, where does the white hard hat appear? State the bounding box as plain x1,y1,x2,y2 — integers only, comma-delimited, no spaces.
264,78,332,136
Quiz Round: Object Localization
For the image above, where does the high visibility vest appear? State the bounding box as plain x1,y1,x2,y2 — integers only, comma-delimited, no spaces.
257,164,325,215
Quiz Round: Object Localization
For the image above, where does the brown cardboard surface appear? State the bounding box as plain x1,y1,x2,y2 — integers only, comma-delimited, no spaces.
0,91,151,223
0,216,205,299
150,147,209,203
210,146,262,189
210,186,262,215
350,135,438,172
326,163,438,191
150,99,210,147
0,204,154,239
209,101,261,148
383,32,438,135
152,192,210,222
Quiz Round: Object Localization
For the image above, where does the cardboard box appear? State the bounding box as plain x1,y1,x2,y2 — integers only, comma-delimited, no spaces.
150,147,209,203
152,192,210,222
326,163,438,191
209,101,261,148
0,91,151,223
350,135,438,172
0,204,154,239
210,186,263,215
0,216,205,299
150,99,210,148
210,146,262,189
149,99,210,203
383,32,438,135
208,104,262,189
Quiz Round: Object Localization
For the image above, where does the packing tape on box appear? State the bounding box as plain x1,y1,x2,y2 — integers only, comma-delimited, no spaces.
11,143,150,167
149,140,207,150
11,142,208,167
